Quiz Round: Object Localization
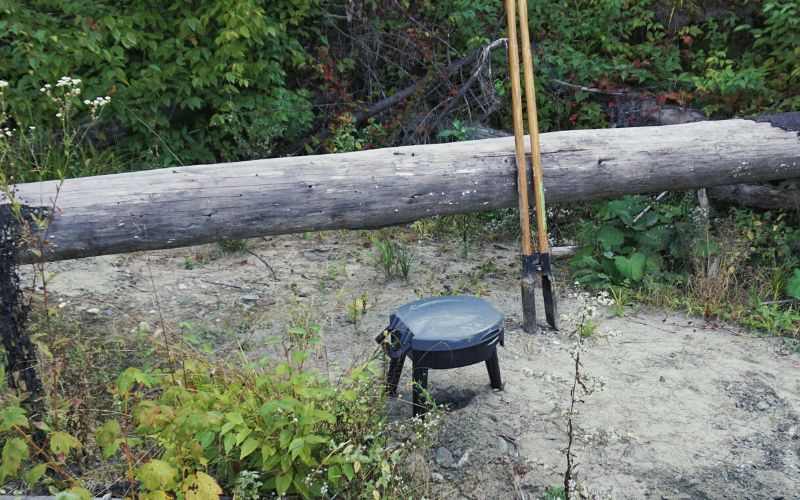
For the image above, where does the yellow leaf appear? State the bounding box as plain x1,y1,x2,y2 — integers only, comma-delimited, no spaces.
181,471,222,500
372,490,380,500
353,461,361,474
139,492,170,500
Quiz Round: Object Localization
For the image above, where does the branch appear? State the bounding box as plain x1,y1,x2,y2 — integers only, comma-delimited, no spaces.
300,38,509,152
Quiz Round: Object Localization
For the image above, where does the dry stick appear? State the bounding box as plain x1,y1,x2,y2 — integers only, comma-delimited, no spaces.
14,424,75,484
564,349,581,499
300,39,509,151
423,38,508,133
245,249,278,280
504,0,536,334
631,191,669,224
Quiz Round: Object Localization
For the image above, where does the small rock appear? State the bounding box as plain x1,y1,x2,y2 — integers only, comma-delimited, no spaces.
240,294,259,304
756,401,770,411
178,283,188,290
659,376,666,382
58,301,67,309
495,437,509,455
434,447,454,468
456,449,471,468
430,472,445,483
86,307,101,315
137,321,152,333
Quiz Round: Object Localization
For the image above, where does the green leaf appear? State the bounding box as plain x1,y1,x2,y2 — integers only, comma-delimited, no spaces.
328,465,342,486
138,459,179,491
0,437,29,479
0,405,28,432
26,463,47,485
240,437,260,459
614,253,647,281
96,420,121,457
225,411,244,425
289,437,304,458
342,462,355,480
275,473,292,495
786,269,800,299
597,225,625,250
49,431,81,456
55,487,92,500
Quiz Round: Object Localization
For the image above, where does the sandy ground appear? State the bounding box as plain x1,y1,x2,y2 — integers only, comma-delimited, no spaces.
30,231,800,499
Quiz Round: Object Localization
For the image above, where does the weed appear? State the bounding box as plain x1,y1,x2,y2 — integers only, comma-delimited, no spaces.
234,471,263,500
394,243,416,278
544,485,566,500
607,286,633,317
373,236,415,279
347,294,369,326
437,119,475,141
217,238,249,254
373,237,396,277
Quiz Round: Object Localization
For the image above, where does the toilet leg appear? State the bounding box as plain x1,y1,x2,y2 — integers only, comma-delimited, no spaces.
485,349,502,389
386,354,406,396
412,365,429,418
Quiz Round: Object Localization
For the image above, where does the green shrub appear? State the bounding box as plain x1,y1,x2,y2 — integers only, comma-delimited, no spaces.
2,351,429,498
569,195,691,289
0,0,322,167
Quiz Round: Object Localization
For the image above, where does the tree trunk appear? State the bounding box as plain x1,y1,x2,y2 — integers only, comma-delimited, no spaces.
707,182,800,211
4,113,799,263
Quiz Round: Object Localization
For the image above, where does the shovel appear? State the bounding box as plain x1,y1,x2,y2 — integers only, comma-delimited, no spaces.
505,0,558,330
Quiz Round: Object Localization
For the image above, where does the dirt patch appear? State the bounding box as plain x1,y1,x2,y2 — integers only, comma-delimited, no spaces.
27,232,800,498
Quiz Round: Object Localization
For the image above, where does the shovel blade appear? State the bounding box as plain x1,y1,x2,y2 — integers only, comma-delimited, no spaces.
542,273,558,329
521,276,537,333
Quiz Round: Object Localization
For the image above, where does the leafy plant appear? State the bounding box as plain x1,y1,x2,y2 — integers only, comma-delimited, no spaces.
0,0,322,167
437,119,475,141
570,195,690,289
233,470,263,500
787,269,800,300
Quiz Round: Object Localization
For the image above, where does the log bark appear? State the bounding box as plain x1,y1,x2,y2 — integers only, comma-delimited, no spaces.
707,182,800,210
4,113,799,263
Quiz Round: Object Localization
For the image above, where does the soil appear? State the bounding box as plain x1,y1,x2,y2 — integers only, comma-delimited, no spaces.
29,231,800,499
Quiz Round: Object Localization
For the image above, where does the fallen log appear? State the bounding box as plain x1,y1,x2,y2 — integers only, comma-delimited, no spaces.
3,113,799,263
707,182,800,210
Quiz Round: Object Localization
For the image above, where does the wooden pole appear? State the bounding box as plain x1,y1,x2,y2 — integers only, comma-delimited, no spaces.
517,0,557,329
505,0,538,333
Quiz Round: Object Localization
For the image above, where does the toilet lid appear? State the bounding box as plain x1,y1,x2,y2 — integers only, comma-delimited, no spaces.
387,296,504,352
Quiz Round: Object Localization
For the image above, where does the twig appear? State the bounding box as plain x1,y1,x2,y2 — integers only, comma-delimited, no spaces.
761,299,798,306
550,78,631,98
14,424,75,484
564,349,580,499
197,277,252,291
422,38,508,133
298,38,509,152
632,191,668,224
245,249,278,280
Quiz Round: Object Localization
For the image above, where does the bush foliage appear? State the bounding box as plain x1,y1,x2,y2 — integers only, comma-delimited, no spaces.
0,0,322,166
